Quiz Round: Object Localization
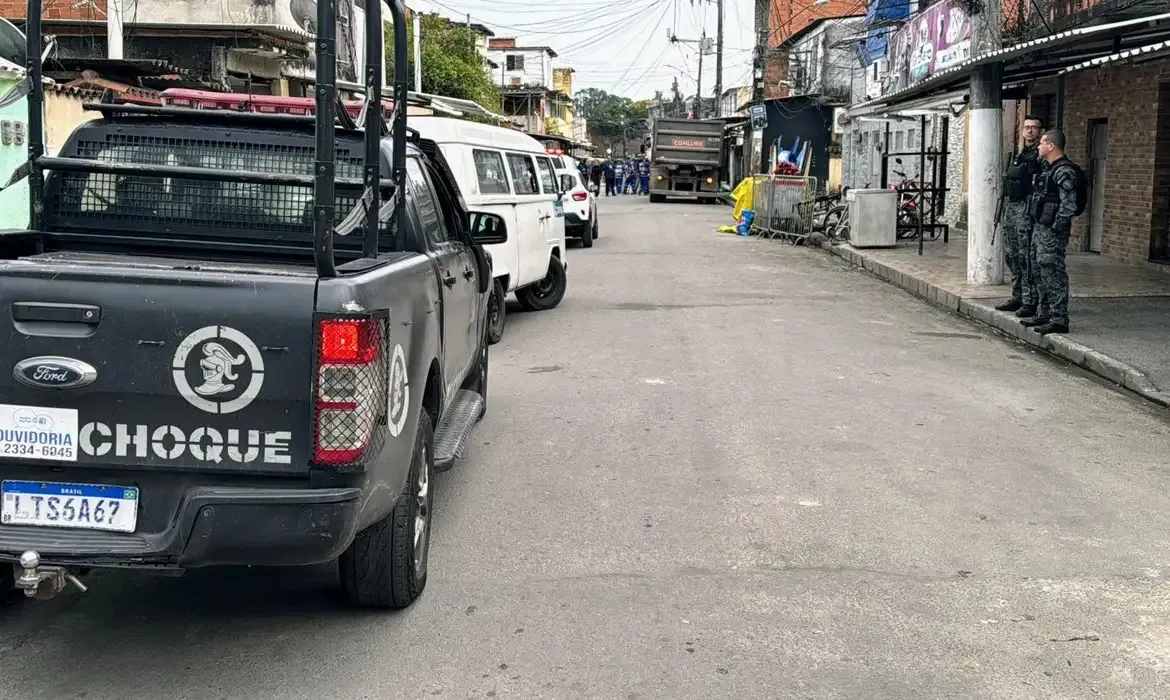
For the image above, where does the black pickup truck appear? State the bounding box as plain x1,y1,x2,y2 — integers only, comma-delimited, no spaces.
0,0,499,609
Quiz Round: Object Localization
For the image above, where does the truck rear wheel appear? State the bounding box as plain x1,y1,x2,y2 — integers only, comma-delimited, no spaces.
649,194,665,203
516,258,567,312
487,278,506,345
339,413,434,609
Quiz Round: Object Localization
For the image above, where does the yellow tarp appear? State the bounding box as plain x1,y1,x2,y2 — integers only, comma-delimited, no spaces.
730,177,754,221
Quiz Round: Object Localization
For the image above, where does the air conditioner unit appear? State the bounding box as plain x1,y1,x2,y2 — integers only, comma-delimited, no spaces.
832,108,844,135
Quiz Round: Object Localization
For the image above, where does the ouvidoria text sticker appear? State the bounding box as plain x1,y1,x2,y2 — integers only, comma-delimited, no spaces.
0,403,79,462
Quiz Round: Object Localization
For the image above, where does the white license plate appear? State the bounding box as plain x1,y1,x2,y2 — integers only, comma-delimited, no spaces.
1,480,139,533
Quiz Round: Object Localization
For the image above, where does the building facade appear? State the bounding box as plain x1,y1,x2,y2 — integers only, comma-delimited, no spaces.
754,0,867,100
844,0,1170,263
719,85,753,117
487,37,568,135
783,15,866,103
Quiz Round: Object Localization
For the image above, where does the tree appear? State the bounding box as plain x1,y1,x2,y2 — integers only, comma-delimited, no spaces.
574,88,648,150
387,14,499,113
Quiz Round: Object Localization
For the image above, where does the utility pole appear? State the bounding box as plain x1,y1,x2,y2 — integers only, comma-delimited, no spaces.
695,30,705,119
668,28,711,119
107,0,124,60
967,0,1004,285
714,0,724,117
467,13,473,53
413,9,422,92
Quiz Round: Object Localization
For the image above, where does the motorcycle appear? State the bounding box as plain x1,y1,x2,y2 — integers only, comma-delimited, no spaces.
890,158,922,237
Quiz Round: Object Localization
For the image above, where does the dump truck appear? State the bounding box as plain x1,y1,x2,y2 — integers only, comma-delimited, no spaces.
648,118,725,203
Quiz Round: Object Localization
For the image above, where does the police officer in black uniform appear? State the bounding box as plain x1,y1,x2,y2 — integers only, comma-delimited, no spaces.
1022,129,1081,335
995,116,1044,316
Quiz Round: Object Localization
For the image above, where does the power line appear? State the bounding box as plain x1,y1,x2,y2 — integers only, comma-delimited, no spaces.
612,0,674,92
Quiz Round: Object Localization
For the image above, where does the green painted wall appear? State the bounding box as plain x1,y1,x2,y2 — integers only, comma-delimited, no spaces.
0,76,28,228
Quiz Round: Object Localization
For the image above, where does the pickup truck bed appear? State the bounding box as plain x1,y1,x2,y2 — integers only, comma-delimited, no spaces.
0,252,339,565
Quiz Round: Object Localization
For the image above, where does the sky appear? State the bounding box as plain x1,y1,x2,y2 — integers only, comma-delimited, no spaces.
411,0,758,100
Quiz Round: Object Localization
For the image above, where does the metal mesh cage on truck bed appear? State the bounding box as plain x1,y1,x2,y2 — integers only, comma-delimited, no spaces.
22,0,411,278
44,128,386,248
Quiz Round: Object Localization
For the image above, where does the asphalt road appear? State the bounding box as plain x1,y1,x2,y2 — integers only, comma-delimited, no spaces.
5,196,1170,700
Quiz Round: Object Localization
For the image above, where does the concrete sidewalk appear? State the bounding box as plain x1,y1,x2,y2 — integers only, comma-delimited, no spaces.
824,237,1170,408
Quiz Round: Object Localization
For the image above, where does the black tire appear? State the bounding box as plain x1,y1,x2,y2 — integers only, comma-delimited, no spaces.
649,194,665,203
339,412,434,609
580,226,593,248
487,278,506,345
1,564,17,603
822,204,847,234
592,214,599,239
463,336,489,416
515,258,567,312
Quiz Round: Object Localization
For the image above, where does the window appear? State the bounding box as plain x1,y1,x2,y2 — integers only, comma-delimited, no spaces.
906,128,917,149
506,54,524,71
405,157,447,247
895,131,904,152
535,156,557,194
506,153,539,194
473,149,510,194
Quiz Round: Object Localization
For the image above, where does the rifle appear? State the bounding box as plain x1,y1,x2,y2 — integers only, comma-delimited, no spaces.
991,151,1015,246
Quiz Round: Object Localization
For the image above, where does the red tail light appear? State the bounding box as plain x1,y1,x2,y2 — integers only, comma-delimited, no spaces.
572,191,588,202
313,316,387,465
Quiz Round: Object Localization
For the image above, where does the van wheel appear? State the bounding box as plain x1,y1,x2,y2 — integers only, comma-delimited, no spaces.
339,412,434,609
580,226,593,248
487,279,506,345
516,258,567,312
592,216,599,239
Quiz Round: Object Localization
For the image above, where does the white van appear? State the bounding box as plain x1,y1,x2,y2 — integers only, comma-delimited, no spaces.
410,117,567,344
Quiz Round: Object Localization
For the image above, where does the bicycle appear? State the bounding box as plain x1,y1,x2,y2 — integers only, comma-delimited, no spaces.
823,183,870,243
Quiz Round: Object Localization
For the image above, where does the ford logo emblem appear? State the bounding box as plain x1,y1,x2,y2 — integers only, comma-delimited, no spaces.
13,356,98,390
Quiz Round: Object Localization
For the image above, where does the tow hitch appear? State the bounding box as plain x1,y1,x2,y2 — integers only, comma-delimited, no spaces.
14,551,88,600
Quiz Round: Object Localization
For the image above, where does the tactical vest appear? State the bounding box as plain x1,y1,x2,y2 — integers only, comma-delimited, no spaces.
1004,145,1040,202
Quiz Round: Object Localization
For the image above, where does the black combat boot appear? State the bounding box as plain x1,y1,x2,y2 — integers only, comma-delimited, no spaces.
1015,306,1037,318
995,299,1023,312
1020,316,1049,328
1036,322,1069,335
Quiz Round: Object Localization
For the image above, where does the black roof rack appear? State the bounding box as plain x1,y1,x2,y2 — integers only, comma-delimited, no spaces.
23,0,408,279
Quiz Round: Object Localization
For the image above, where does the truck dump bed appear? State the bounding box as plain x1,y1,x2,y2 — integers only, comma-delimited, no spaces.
651,118,724,167
648,118,725,202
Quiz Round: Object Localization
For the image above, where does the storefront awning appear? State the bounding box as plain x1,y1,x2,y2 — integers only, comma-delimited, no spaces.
847,12,1170,117
1059,38,1170,74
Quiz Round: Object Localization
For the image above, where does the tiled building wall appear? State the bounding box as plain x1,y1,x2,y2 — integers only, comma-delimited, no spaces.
841,112,966,225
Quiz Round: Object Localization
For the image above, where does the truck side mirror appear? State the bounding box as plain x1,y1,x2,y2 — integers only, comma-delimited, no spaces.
468,211,508,245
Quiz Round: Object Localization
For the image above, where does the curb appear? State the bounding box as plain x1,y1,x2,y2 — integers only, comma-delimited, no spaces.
823,243,1170,408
